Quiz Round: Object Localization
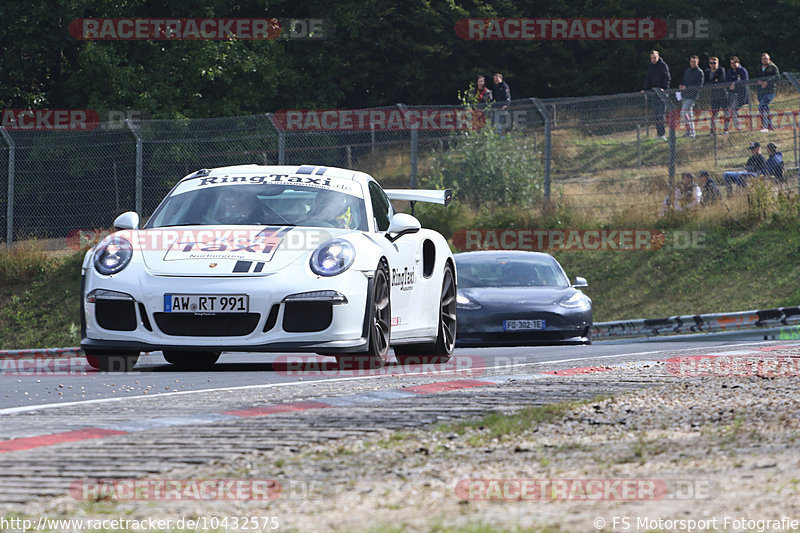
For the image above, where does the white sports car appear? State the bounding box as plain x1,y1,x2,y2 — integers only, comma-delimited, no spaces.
81,165,456,370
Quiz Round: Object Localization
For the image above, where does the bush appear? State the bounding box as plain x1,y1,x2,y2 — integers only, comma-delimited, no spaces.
425,96,544,210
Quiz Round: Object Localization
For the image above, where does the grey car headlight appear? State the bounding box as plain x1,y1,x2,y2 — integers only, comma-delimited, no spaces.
310,238,355,277
560,292,590,309
93,236,133,275
456,293,482,310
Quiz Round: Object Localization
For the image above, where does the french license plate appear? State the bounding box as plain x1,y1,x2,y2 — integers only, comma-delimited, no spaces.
503,319,545,331
164,294,249,313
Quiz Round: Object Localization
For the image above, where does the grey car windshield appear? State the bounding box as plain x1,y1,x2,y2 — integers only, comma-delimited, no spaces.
147,184,368,231
457,257,570,288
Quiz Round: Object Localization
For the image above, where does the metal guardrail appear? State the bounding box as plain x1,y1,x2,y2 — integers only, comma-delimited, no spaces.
593,306,800,339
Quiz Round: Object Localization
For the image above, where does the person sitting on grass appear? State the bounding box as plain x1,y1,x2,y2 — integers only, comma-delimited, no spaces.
765,142,785,183
698,170,721,205
660,172,702,216
722,142,766,194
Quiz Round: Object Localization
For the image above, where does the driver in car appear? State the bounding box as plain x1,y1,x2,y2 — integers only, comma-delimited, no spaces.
302,189,358,229
215,188,264,224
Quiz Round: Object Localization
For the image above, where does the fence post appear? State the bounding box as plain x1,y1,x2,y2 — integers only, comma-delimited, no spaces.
125,119,143,215
782,73,800,193
397,104,417,188
655,90,677,192
266,113,285,165
531,98,551,204
636,124,642,168
0,128,14,247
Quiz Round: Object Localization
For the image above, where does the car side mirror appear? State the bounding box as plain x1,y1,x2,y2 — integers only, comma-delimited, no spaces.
113,211,140,230
572,276,588,288
385,213,421,242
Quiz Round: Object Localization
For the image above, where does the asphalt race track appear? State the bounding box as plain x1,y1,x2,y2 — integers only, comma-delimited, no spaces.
0,334,782,411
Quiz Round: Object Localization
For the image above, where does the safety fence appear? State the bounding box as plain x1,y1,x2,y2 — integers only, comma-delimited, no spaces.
2,74,800,246
593,306,800,339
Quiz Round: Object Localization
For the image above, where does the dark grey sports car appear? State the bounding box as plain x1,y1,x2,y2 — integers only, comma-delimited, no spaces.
455,251,592,346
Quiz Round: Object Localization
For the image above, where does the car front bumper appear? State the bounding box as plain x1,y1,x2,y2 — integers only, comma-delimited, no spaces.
81,266,373,354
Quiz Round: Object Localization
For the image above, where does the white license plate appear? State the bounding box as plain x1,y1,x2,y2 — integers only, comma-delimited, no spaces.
503,319,545,331
164,294,249,313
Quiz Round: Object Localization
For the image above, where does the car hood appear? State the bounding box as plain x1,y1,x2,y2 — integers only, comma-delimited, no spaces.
458,286,577,306
129,225,346,276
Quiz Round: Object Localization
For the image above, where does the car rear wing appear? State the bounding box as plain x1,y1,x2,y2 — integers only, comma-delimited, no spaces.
384,189,452,206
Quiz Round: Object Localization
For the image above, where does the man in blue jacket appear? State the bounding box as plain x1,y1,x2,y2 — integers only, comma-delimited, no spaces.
641,50,671,139
724,56,749,133
679,55,704,139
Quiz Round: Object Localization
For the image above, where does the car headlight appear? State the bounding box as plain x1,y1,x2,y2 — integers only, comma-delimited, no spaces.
93,236,133,275
456,293,482,310
310,238,355,277
560,292,590,309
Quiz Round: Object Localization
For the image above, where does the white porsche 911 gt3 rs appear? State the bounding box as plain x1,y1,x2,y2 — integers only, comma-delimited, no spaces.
81,164,456,371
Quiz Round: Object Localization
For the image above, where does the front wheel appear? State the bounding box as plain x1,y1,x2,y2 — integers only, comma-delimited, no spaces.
85,350,140,372
394,263,456,365
336,264,391,369
163,350,221,369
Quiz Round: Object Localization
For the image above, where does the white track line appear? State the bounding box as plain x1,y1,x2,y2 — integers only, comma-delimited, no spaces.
0,341,780,415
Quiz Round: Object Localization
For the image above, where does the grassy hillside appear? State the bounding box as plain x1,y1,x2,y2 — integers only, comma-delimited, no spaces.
0,247,83,349
1,221,799,348
554,222,800,321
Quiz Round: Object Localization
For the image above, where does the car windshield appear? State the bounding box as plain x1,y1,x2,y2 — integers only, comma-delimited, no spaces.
456,256,570,288
147,183,368,230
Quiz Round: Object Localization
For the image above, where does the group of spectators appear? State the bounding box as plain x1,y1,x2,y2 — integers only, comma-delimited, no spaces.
642,50,780,139
472,73,511,133
660,141,785,217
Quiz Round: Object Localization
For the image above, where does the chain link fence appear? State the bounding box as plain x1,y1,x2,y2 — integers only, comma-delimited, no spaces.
2,74,800,248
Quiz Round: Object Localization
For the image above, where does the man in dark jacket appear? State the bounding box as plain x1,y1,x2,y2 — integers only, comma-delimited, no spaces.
724,56,749,133
641,50,671,139
704,57,726,135
491,72,511,134
679,55,704,138
754,53,779,131
765,142,784,182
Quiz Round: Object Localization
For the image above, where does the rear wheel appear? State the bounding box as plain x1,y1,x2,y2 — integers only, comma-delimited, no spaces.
85,350,140,372
395,263,456,365
336,264,391,369
163,350,221,369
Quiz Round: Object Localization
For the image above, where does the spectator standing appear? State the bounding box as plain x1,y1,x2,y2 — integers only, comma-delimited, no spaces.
679,55,704,138
642,50,671,140
474,75,492,106
698,170,722,205
765,142,784,182
724,56,749,133
723,141,766,191
704,57,726,135
491,72,511,134
754,53,779,132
